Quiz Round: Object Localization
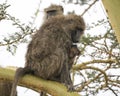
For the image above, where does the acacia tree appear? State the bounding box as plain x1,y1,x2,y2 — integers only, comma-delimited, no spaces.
102,0,120,43
0,0,120,96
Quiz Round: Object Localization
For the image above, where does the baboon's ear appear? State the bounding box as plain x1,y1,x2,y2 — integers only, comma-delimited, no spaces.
44,4,64,20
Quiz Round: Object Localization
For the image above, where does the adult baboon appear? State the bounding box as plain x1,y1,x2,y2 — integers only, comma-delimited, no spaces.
10,14,85,96
42,5,81,96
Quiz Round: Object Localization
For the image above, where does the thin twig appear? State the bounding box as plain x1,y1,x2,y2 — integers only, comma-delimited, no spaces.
81,0,98,16
108,86,118,96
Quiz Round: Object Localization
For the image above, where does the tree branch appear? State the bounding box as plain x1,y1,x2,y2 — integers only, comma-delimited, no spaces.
73,59,115,69
81,66,108,86
0,67,80,96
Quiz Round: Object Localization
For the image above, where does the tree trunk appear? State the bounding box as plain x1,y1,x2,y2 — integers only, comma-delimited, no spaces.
0,80,17,96
102,0,120,43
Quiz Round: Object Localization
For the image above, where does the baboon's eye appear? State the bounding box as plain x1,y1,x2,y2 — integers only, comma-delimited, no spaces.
76,27,83,32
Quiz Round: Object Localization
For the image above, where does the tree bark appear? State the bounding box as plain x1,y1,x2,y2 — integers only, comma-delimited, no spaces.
0,67,17,96
0,80,17,96
102,0,120,43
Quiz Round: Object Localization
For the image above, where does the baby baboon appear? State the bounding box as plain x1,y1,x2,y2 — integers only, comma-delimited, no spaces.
69,45,80,70
44,4,63,19
10,14,85,96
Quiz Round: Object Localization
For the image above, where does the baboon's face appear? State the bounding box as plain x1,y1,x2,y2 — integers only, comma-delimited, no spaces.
64,14,85,43
71,28,84,43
